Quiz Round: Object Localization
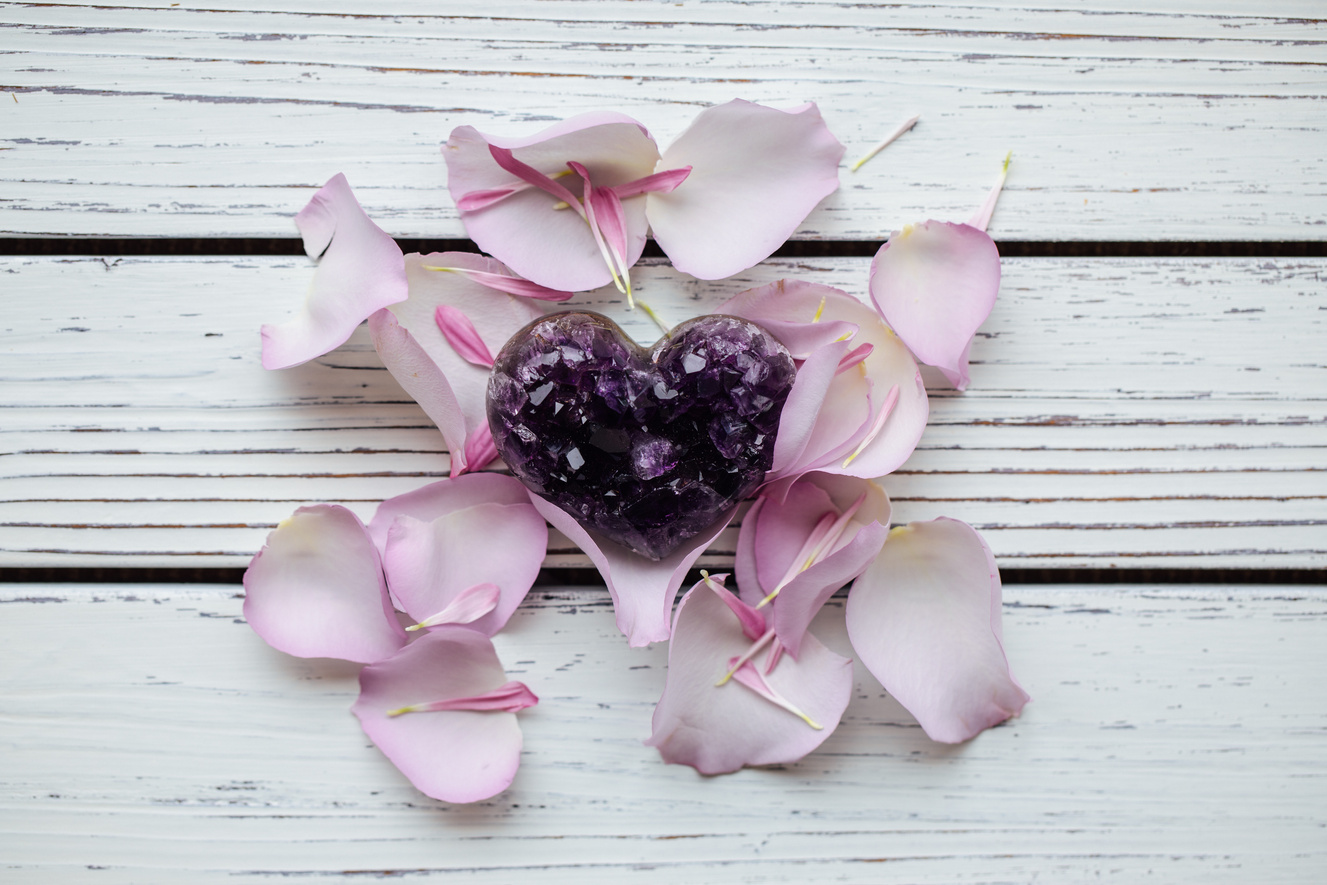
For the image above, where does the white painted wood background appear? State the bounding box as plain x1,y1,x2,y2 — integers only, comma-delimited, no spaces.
2,0,1325,240
4,256,1324,569
2,2,1325,882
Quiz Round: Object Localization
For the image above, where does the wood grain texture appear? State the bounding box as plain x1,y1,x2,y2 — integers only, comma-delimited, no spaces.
3,254,1323,569
3,0,1325,240
1,582,1324,883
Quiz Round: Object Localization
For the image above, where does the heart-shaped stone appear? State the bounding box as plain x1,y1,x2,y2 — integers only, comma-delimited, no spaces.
487,311,796,560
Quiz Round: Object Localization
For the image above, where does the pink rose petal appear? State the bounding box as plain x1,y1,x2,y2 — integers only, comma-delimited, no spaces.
648,100,845,280
367,472,535,554
527,493,734,647
243,504,406,664
262,174,408,370
723,280,929,483
352,627,532,803
382,501,547,637
868,220,1001,391
737,474,890,658
846,517,1030,743
645,575,853,774
369,252,543,474
445,114,660,292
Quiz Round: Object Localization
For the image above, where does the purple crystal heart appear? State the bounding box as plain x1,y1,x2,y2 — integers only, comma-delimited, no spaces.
487,311,796,560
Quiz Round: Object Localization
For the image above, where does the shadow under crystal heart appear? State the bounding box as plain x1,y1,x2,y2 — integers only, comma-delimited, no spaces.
486,311,796,560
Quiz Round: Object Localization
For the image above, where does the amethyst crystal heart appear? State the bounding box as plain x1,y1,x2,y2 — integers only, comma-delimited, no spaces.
487,311,796,560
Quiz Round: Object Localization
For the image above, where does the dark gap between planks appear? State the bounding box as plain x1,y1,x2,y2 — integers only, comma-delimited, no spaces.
2,567,1324,587
3,238,1327,258
7,236,1321,587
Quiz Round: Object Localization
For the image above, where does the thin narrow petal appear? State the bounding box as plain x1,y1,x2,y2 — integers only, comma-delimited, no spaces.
434,305,495,368
645,577,853,775
243,505,406,664
394,681,538,714
649,100,844,280
850,113,920,172
836,342,874,375
352,627,530,803
422,265,574,302
488,145,584,209
405,582,500,631
846,517,1029,743
728,660,822,729
445,114,659,292
610,166,691,200
262,174,407,369
704,572,766,642
528,493,733,647
968,151,1012,232
382,501,547,637
868,220,1001,391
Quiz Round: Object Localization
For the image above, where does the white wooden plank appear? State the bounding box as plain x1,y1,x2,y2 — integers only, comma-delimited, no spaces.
0,582,1324,883
2,255,1323,568
2,1,1324,239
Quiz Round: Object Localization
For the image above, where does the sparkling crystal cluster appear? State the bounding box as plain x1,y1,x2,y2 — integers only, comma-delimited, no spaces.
487,311,795,559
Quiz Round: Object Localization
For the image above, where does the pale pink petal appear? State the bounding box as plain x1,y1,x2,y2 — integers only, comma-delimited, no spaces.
767,338,853,478
262,174,408,370
382,501,547,637
733,495,767,613
370,252,543,473
434,305,495,368
367,306,468,469
570,160,632,290
723,280,929,482
528,493,733,647
739,474,890,658
846,517,1030,743
748,480,839,603
771,520,886,659
777,355,874,481
649,100,844,280
868,220,1001,391
645,576,853,775
445,114,659,292
587,179,631,277
242,504,406,664
721,279,859,358
367,472,535,554
351,627,531,803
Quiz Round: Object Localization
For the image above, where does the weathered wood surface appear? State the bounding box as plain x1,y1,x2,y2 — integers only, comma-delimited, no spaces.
3,0,1325,240
1,582,1323,883
4,254,1323,569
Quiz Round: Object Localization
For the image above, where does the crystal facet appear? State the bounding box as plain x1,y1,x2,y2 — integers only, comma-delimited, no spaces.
487,311,795,560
